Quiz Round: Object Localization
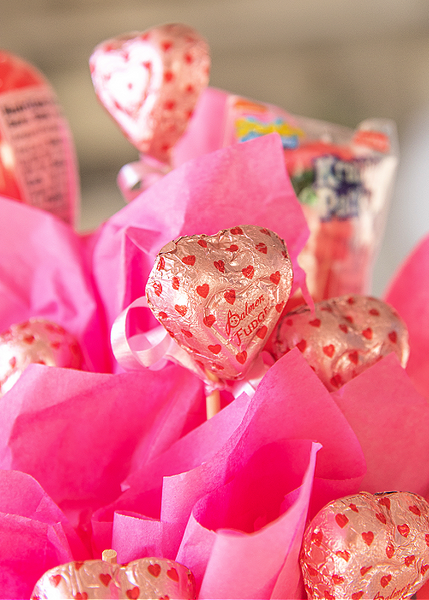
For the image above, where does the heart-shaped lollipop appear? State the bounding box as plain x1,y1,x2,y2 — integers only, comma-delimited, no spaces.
31,553,195,599
89,23,210,164
269,295,409,391
146,225,293,382
0,318,82,396
300,490,429,599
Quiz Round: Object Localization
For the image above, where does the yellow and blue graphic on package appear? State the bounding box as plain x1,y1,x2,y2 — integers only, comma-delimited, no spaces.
235,115,303,149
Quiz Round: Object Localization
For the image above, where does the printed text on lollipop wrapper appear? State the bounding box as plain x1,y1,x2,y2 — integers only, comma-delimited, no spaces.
225,295,269,345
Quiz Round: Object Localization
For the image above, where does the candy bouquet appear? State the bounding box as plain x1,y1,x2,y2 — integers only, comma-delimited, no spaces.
0,22,429,600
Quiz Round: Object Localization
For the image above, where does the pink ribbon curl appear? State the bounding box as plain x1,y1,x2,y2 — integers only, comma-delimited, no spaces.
110,296,271,398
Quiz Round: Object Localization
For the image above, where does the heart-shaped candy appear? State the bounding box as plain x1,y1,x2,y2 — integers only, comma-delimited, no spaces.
31,556,195,599
146,225,293,382
89,23,210,164
300,491,429,599
269,295,409,391
0,318,82,396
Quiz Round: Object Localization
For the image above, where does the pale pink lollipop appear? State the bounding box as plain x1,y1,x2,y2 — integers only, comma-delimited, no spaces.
89,23,210,164
0,318,82,396
31,550,196,599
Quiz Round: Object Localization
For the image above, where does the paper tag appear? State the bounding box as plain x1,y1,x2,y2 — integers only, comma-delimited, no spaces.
0,85,78,224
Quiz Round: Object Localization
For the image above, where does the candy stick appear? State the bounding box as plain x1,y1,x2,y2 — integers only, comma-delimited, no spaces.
102,549,117,564
205,370,221,419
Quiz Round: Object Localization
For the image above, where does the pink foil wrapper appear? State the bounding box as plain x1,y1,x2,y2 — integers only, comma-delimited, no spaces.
90,23,210,164
269,294,409,391
146,224,293,381
0,318,82,395
300,491,429,600
31,556,196,600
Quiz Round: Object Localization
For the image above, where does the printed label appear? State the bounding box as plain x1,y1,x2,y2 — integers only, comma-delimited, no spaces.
0,85,77,224
224,95,304,150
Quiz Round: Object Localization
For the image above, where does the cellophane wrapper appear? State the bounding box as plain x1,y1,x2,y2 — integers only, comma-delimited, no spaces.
173,87,399,302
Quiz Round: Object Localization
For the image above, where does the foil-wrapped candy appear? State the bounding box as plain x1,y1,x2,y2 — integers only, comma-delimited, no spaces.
146,225,293,382
0,318,82,395
31,554,196,599
90,23,210,164
300,490,429,599
269,295,409,391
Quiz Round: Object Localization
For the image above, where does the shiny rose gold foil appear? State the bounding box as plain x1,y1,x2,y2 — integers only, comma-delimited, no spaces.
89,23,210,164
300,491,429,600
269,295,409,391
31,556,196,600
0,318,82,396
146,225,293,382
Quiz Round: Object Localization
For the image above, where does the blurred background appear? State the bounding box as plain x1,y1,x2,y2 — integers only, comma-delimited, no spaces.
1,0,429,295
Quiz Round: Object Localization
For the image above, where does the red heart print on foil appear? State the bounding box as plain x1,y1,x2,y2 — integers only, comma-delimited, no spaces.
146,225,293,382
89,24,210,163
32,556,195,600
270,295,409,392
300,491,429,600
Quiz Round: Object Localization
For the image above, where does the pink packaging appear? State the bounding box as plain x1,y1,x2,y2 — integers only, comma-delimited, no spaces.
173,88,399,302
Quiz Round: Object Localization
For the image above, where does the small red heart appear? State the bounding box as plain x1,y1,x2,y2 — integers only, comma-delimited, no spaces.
386,543,394,558
99,573,112,587
256,326,268,339
369,308,380,316
332,575,344,585
158,311,167,319
75,594,88,600
181,329,193,338
74,562,84,571
242,265,254,279
50,341,61,350
9,356,16,368
126,587,140,600
330,373,343,388
309,318,321,327
336,550,350,562
230,227,243,235
339,323,348,333
405,555,415,566
360,566,372,576
311,530,323,546
362,531,374,546
378,497,391,510
296,339,307,353
389,330,397,343
226,244,239,252
398,523,410,537
157,257,165,271
380,575,392,588
175,305,187,317
376,512,387,524
362,327,373,340
197,283,209,298
224,289,236,305
270,271,280,284
24,335,35,344
147,563,161,577
236,351,247,364
172,277,180,290
256,242,267,254
50,575,62,587
208,344,221,354
214,260,225,273
323,344,335,358
198,239,207,248
161,40,173,52
275,303,284,313
153,282,162,297
409,505,421,516
422,564,429,575
348,350,358,365
167,567,179,582
352,592,364,600
182,255,196,266
335,513,349,528
260,228,271,236
349,503,359,513
203,315,215,327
